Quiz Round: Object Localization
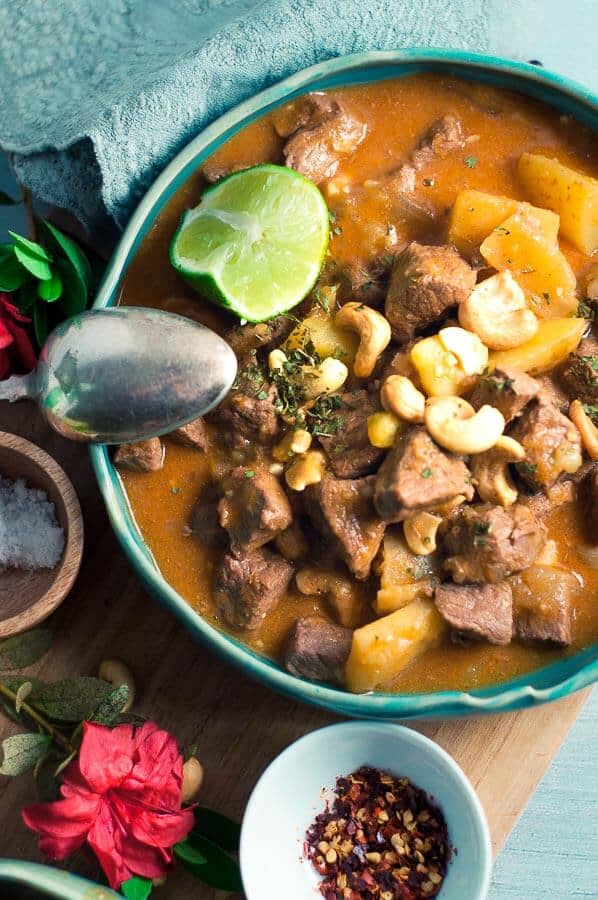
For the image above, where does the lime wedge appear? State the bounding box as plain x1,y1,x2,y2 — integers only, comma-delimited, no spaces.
170,164,330,322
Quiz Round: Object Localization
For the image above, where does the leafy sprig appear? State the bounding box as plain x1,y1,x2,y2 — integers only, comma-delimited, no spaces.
0,628,242,896
0,192,94,347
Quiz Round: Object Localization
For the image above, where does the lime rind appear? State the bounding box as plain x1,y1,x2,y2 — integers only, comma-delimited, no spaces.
170,164,330,322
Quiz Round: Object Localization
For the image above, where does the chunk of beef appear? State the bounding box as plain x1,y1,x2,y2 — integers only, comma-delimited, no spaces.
190,481,226,548
535,375,569,412
216,354,280,447
283,96,367,184
435,582,513,645
114,438,164,472
374,427,473,522
218,467,292,556
511,566,575,645
581,466,598,543
316,391,385,478
469,368,539,424
272,94,337,137
224,315,295,358
559,335,598,403
202,159,246,183
305,475,385,580
441,504,547,584
214,548,293,630
340,257,389,307
284,616,352,685
410,115,467,169
167,417,208,451
509,399,582,490
385,242,476,343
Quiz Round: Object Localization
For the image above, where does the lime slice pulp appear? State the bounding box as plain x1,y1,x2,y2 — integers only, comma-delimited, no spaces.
170,164,330,322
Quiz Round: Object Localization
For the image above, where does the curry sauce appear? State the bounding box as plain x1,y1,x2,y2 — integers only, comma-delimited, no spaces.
117,73,598,693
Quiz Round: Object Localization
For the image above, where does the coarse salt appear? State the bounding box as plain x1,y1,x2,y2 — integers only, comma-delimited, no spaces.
0,476,64,570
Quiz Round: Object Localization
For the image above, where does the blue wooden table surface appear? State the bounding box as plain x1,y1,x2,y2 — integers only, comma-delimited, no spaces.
1,7,597,884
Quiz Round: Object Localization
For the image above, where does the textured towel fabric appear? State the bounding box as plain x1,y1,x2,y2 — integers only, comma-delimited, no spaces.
0,0,545,235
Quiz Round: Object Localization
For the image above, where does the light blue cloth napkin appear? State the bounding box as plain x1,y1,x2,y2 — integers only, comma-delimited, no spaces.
0,0,575,236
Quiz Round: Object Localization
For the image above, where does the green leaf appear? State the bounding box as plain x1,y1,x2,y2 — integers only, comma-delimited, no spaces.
173,841,207,866
8,231,51,262
90,684,130,726
192,808,241,851
0,190,19,205
54,256,87,315
174,835,242,892
14,245,52,281
33,676,113,722
120,876,153,900
0,733,51,776
0,629,52,670
0,245,28,292
37,268,63,302
33,301,49,346
15,280,38,312
40,219,92,293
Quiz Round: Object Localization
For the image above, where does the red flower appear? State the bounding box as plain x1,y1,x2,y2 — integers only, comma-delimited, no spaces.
0,292,36,380
22,722,195,889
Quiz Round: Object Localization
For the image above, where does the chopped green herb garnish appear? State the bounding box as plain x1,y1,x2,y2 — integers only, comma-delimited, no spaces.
332,225,343,236
464,156,478,168
422,178,435,187
171,486,181,495
244,470,256,479
421,467,433,479
257,390,268,400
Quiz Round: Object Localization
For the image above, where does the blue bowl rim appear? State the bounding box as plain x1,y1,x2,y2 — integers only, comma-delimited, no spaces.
239,721,493,899
90,47,598,719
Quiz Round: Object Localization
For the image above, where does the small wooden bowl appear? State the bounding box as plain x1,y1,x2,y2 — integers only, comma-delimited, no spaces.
0,432,84,637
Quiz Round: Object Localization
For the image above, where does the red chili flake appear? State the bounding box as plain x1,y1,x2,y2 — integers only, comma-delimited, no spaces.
305,766,449,899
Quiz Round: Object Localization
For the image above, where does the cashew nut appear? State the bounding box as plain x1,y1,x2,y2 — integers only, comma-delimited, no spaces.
181,756,204,803
403,512,442,556
285,450,326,491
438,326,489,376
470,435,526,506
381,375,425,423
458,271,539,350
268,348,287,372
98,659,135,713
301,356,348,399
429,493,468,517
273,428,313,461
335,302,391,377
569,400,598,459
367,411,403,448
424,396,505,455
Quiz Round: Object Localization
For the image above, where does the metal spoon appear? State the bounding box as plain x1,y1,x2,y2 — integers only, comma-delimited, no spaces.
0,307,237,443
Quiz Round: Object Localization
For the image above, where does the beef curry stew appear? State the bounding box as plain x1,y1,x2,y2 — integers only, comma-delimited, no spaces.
116,73,598,694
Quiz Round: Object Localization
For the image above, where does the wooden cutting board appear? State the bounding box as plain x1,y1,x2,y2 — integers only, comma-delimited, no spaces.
0,401,589,898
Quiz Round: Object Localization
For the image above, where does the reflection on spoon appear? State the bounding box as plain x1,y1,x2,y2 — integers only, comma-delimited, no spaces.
0,308,237,444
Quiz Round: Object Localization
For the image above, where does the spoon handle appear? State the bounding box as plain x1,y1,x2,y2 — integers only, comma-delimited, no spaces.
0,373,36,402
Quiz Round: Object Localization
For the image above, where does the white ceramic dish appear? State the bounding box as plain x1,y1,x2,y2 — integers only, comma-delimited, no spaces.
240,721,492,900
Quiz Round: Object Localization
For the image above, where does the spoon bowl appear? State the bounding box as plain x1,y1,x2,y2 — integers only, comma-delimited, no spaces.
1,308,237,444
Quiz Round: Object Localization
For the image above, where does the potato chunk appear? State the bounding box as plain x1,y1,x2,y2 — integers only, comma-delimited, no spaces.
488,317,586,376
410,333,478,396
480,207,577,317
346,598,446,693
285,298,358,363
448,190,518,256
518,153,598,255
374,528,437,615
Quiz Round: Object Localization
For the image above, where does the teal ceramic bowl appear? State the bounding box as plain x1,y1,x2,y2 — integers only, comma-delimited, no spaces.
0,860,118,899
91,49,598,719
